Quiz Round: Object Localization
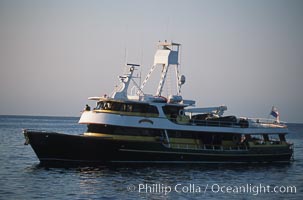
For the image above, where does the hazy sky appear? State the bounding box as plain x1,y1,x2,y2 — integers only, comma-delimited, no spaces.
1,0,303,123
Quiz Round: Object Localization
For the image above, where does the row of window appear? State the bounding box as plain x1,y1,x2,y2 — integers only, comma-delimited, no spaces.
87,124,162,136
87,124,236,141
95,101,159,114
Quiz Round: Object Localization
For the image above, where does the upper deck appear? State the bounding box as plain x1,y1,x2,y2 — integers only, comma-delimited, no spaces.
81,98,288,135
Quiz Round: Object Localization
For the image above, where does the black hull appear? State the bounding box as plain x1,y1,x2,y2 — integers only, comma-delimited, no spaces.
24,130,293,166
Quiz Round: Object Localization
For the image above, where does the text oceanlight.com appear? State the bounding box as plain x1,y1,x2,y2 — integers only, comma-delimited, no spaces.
127,183,297,196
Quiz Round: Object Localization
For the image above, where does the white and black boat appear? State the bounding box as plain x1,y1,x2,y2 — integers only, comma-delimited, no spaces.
23,41,293,166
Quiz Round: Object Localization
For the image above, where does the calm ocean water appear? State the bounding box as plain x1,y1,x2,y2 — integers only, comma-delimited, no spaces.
0,115,302,199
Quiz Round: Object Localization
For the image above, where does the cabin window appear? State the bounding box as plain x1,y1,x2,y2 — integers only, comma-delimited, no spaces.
113,127,161,136
95,102,104,110
147,105,159,114
263,134,269,141
163,105,184,117
279,134,286,142
95,101,159,115
87,124,113,134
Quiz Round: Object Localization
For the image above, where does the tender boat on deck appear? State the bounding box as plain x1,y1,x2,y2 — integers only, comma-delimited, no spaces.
23,41,293,165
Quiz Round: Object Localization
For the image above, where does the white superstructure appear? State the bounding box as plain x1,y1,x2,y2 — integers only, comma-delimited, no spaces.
79,41,288,136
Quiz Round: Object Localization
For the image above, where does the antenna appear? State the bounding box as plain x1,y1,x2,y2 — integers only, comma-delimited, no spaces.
124,47,128,65
165,17,170,40
139,42,143,87
124,25,129,65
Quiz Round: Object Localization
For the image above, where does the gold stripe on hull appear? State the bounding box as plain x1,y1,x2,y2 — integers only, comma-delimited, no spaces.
84,132,158,142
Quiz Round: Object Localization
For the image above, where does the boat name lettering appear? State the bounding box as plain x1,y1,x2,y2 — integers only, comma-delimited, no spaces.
138,119,154,124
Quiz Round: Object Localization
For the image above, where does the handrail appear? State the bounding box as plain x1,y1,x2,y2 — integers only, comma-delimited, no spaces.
172,117,287,129
169,143,249,151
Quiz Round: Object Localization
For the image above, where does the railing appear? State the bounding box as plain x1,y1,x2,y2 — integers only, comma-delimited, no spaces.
248,118,287,128
169,143,249,151
171,117,287,129
190,119,239,128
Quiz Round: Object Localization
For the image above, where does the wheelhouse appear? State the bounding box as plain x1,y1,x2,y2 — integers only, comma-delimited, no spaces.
94,100,159,117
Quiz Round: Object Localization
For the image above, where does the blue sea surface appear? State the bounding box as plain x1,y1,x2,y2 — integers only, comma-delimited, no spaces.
0,115,302,199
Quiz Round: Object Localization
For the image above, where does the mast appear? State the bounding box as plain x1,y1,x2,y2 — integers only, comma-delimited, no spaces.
111,63,139,100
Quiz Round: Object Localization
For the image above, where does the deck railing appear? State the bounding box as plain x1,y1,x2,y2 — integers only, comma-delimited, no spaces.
169,143,249,151
174,117,287,129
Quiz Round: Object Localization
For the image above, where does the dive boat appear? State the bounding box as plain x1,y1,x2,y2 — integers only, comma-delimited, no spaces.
23,41,293,165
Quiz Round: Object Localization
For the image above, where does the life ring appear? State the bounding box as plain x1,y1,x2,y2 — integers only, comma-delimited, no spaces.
179,109,185,116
